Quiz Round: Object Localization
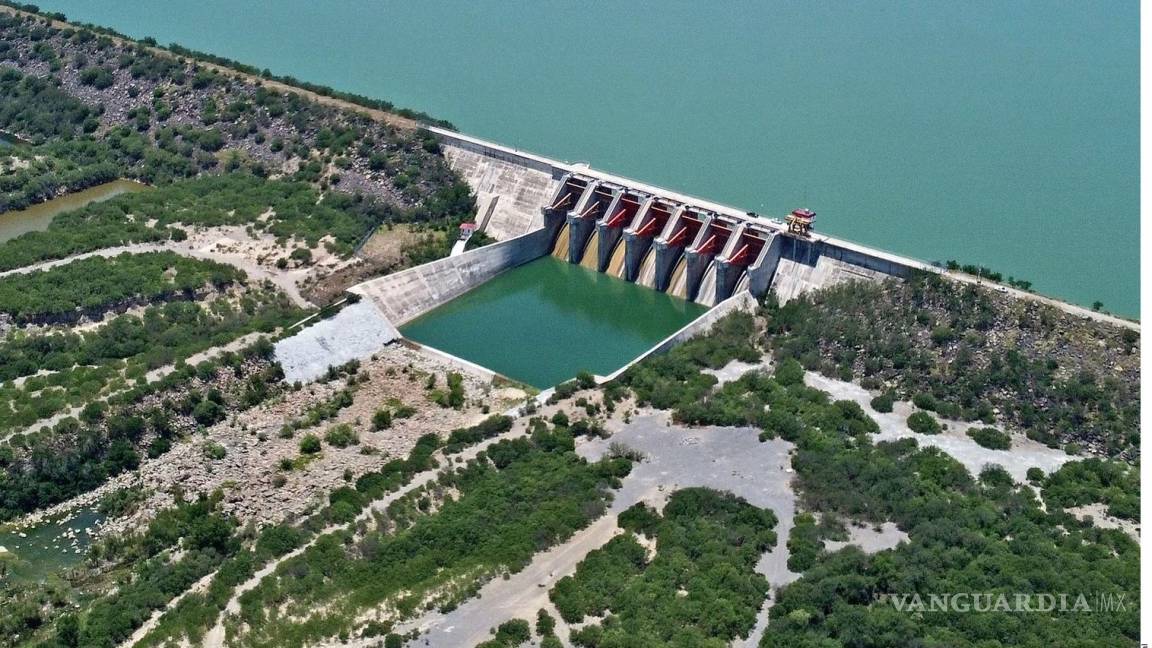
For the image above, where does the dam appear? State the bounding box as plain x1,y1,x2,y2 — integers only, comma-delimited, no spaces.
276,129,925,387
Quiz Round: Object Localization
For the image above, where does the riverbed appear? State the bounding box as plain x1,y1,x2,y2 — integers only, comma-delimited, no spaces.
0,506,104,584
0,179,148,243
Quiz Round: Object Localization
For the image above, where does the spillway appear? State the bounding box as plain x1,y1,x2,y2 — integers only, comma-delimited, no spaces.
636,248,658,288
605,238,627,277
579,229,600,269
399,257,707,388
550,223,571,258
667,256,689,298
733,273,750,295
694,261,719,306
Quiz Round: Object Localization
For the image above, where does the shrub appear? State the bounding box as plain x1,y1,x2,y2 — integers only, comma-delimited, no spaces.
912,393,937,411
536,609,556,636
774,358,805,386
967,426,1011,450
870,392,894,413
371,408,392,430
907,411,941,435
299,434,321,454
491,619,531,646
202,442,227,460
324,424,359,448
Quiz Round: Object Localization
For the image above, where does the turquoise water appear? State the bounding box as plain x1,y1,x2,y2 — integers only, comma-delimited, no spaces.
35,1,1139,316
401,258,707,388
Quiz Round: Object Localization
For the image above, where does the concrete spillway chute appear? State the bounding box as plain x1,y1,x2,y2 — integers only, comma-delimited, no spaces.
694,260,720,306
635,247,659,288
597,190,644,276
623,199,673,282
651,207,704,293
667,256,689,298
544,175,592,260
682,215,732,303
567,183,615,266
715,225,771,302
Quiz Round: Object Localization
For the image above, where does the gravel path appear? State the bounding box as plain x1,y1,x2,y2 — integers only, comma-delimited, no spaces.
0,241,313,308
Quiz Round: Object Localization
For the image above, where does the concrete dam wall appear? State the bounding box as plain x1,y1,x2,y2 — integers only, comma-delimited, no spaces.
274,128,933,385
440,137,562,242
429,128,924,307
348,227,553,327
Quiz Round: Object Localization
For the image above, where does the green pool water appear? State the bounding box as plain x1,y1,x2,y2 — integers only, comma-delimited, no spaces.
400,257,708,389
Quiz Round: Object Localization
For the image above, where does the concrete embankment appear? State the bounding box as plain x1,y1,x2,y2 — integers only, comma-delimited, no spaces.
274,228,550,385
441,138,560,241
274,301,400,384
601,290,759,382
349,227,552,327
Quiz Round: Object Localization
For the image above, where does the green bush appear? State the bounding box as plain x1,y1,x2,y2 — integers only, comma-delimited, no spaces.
906,411,941,435
371,408,392,430
202,442,227,460
324,424,359,448
536,609,556,636
966,426,1011,450
774,358,805,386
911,392,937,411
870,391,894,413
299,434,321,454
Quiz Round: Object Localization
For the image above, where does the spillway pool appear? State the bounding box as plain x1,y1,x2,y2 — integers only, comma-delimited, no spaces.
400,257,708,388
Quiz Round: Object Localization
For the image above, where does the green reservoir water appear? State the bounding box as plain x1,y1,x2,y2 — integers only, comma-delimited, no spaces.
35,1,1139,316
401,258,707,388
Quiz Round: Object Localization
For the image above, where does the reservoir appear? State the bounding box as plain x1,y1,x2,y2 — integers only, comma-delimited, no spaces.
400,257,707,389
0,179,148,243
30,1,1140,316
